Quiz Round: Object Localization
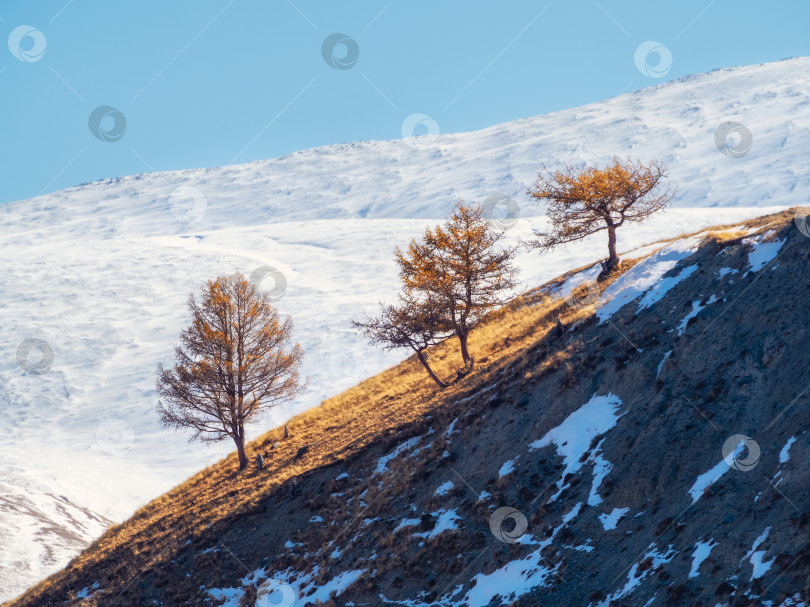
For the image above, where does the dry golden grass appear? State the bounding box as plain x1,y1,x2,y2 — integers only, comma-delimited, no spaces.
697,209,800,244
8,208,800,606
702,228,749,244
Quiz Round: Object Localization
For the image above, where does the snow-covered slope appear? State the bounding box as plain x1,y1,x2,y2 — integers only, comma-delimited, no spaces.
0,473,111,594
1,57,809,600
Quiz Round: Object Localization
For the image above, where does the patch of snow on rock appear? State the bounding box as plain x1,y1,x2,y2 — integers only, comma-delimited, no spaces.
414,509,461,539
499,457,518,478
744,527,775,581
587,439,613,506
375,437,421,475
677,295,718,336
529,393,624,502
688,459,730,503
597,544,676,606
394,518,421,533
459,503,582,606
689,540,717,578
597,236,703,323
779,436,796,464
434,481,454,496
599,507,630,531
656,350,673,378
744,236,785,275
207,586,245,607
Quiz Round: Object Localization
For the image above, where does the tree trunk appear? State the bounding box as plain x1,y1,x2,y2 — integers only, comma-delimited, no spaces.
234,432,248,470
416,350,447,389
458,330,474,371
602,223,620,278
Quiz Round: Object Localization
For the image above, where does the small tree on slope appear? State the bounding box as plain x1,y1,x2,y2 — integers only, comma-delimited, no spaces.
156,273,304,470
407,201,519,372
355,201,518,384
528,158,675,279
353,291,450,388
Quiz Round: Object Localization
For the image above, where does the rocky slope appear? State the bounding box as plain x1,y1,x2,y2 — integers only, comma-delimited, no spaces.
8,209,810,606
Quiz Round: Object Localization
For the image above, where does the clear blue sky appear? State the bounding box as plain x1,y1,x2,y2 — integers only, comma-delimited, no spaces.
2,0,809,205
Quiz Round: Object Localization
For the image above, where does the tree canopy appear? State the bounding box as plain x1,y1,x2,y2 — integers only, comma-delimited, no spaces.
355,201,518,387
528,158,675,276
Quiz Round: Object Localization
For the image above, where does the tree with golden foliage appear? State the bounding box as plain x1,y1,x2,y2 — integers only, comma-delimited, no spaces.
156,273,304,470
355,201,518,385
528,158,675,278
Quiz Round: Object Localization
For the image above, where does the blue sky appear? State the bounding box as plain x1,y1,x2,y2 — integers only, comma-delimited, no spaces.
2,0,809,205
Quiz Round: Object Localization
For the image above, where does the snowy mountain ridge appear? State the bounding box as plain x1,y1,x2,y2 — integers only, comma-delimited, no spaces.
3,57,810,239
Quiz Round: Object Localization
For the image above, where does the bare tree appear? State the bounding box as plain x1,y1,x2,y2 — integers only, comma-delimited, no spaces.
528,158,675,278
156,273,304,470
354,290,450,388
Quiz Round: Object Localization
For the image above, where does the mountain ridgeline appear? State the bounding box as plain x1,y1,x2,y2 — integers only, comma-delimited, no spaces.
9,209,810,606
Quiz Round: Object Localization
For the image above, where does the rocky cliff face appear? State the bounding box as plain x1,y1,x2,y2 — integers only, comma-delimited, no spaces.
10,211,810,607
